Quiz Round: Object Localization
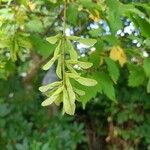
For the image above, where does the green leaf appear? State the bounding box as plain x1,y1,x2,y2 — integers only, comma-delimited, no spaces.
77,61,93,69
135,3,150,18
41,86,64,106
93,72,116,102
25,19,44,33
102,35,120,47
54,94,62,106
80,86,97,108
46,34,61,44
67,73,80,79
78,0,100,10
66,39,78,60
88,41,104,66
56,56,62,79
67,3,78,26
78,38,97,46
17,34,32,49
68,36,80,41
66,62,78,75
53,86,64,96
67,60,93,69
10,38,18,61
54,41,61,57
128,64,145,87
39,81,62,92
147,78,150,93
42,55,59,70
89,28,102,38
135,16,150,40
30,35,55,58
143,57,150,77
105,57,120,83
63,87,75,115
71,77,99,107
106,0,122,35
75,77,97,86
68,36,97,46
0,104,11,117
41,95,58,106
66,77,76,104
73,87,85,96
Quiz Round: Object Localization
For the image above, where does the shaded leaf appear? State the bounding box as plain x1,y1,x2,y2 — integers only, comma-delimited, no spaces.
73,87,85,96
147,78,150,93
106,0,122,34
136,16,150,40
30,35,54,58
67,3,78,26
105,57,120,83
93,72,116,102
143,57,150,77
128,64,145,87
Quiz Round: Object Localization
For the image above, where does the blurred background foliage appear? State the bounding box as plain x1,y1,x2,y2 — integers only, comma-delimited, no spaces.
1,0,150,149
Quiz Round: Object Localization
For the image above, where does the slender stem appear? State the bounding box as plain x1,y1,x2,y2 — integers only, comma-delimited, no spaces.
63,0,67,36
62,0,67,85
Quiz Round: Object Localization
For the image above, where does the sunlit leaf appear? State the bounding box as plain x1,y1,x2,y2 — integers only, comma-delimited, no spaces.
39,81,62,92
110,46,127,67
63,87,75,115
54,94,62,106
66,39,78,60
66,77,76,104
77,61,93,69
46,34,61,44
54,40,61,57
78,38,97,46
42,55,59,70
41,95,58,106
56,56,62,79
42,85,63,106
75,77,97,86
